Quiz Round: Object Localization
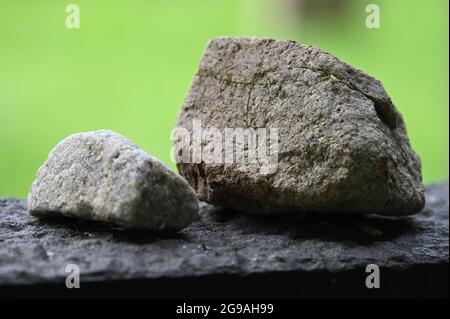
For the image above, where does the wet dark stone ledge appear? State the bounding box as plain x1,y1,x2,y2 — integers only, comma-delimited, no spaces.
0,183,448,298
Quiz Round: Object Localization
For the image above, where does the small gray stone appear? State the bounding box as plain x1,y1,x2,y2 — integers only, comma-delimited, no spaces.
175,37,425,216
27,130,199,231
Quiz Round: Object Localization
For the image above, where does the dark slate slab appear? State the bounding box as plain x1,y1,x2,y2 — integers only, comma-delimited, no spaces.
0,183,448,298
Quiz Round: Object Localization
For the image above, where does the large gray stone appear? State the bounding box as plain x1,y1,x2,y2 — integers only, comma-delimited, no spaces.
27,130,199,231
175,37,424,216
0,183,448,298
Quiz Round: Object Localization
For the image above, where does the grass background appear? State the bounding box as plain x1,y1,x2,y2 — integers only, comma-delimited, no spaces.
0,0,448,198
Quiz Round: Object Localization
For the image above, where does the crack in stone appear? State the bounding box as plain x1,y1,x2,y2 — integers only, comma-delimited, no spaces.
198,67,397,130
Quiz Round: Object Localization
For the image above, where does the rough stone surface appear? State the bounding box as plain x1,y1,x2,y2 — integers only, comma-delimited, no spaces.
0,183,447,298
176,37,424,216
27,130,199,231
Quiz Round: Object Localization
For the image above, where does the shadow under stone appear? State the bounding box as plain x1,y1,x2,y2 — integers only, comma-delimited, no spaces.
33,214,188,244
203,205,416,245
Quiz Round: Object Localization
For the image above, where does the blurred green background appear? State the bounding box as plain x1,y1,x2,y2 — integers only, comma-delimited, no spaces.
0,0,448,197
